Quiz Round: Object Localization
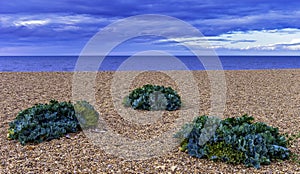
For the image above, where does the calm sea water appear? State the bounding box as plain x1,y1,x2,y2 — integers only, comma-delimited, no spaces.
0,56,299,72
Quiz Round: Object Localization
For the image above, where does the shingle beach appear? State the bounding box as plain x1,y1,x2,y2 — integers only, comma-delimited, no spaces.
1,70,299,173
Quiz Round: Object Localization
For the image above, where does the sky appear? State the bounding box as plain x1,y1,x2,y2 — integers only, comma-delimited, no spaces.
0,0,300,56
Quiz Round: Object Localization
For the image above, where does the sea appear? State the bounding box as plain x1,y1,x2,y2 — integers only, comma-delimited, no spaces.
0,56,299,72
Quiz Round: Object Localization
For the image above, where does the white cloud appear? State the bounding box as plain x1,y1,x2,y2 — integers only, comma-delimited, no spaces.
0,14,114,29
13,19,50,28
157,28,300,51
55,15,113,25
284,45,300,50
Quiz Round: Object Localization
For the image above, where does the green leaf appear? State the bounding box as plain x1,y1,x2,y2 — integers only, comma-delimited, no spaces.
174,115,291,169
7,100,81,145
124,84,181,111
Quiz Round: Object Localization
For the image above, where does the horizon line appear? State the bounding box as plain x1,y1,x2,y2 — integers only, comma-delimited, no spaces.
1,55,300,57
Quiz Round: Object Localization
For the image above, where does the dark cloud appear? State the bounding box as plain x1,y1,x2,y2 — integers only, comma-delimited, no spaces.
0,0,140,17
0,0,300,55
2,1,300,31
2,0,300,19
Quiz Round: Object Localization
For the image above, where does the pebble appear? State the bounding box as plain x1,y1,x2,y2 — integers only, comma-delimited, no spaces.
1,71,299,173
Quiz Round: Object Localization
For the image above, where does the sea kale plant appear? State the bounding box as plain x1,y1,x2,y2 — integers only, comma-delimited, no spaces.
7,100,99,145
123,84,181,111
174,114,290,169
74,100,99,129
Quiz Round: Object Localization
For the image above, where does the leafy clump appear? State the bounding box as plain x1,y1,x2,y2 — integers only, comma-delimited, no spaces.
7,100,80,145
7,100,99,145
74,100,99,129
123,84,181,111
174,114,290,169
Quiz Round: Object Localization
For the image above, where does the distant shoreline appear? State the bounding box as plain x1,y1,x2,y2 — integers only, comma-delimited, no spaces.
0,56,300,72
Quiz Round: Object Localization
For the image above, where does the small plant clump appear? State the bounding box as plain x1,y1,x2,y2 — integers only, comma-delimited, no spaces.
123,84,181,111
7,100,99,145
74,100,99,129
174,114,290,169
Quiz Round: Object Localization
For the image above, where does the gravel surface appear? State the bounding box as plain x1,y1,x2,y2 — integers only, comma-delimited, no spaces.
0,70,299,173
